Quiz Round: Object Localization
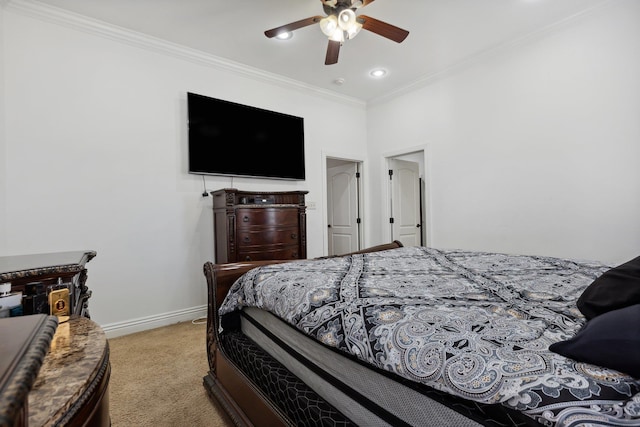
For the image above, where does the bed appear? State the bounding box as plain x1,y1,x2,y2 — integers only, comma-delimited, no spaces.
203,242,640,426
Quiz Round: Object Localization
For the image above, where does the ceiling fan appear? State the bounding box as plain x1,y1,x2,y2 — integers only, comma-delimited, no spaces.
264,0,409,65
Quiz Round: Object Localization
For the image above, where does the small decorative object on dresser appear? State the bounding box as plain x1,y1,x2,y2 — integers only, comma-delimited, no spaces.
211,188,308,263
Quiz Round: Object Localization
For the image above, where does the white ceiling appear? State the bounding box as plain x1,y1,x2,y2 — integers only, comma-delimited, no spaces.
24,0,609,102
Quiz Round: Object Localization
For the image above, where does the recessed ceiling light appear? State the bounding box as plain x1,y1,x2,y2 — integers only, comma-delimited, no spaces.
275,32,293,40
369,68,387,78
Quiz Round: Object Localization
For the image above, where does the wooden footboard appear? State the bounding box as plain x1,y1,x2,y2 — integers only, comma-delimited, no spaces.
202,241,403,426
203,260,291,427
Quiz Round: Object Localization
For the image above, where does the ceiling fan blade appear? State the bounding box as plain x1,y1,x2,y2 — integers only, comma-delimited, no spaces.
265,16,323,38
358,15,409,43
354,0,375,8
325,40,341,65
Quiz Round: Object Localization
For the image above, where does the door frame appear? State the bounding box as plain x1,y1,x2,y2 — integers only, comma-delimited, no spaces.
322,151,366,256
381,144,432,247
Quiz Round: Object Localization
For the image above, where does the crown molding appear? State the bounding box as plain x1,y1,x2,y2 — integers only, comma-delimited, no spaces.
369,0,615,106
3,0,365,108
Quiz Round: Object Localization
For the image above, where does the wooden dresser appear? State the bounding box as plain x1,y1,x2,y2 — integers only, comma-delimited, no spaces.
211,188,308,263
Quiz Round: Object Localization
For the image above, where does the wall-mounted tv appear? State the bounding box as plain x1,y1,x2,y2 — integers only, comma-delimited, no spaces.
187,92,305,180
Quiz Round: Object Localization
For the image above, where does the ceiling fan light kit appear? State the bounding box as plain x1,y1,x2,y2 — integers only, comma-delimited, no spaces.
265,0,409,65
319,15,340,39
275,32,293,40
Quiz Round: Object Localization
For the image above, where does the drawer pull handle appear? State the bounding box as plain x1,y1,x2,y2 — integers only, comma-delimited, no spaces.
243,236,251,243
243,216,250,222
290,233,297,239
245,256,252,261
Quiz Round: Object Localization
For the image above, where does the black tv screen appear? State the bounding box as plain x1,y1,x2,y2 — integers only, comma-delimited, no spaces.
187,92,305,180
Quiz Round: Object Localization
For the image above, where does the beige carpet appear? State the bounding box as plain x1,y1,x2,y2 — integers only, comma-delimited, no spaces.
108,319,234,427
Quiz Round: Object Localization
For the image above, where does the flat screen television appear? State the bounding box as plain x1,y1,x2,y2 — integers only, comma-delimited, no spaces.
187,92,306,180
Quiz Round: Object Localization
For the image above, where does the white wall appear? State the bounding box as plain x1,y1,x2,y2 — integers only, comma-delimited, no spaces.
0,5,7,252
367,1,640,265
1,6,366,335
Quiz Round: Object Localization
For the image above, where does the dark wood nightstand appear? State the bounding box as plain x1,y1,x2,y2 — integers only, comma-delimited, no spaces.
0,250,96,318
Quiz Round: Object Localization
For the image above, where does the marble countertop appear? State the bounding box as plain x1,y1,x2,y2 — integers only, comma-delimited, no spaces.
29,316,109,426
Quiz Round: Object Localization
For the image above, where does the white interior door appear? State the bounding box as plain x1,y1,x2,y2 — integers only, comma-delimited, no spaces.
327,161,360,256
389,158,421,247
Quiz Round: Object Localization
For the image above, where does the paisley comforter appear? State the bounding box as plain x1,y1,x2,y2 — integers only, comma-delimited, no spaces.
219,246,640,426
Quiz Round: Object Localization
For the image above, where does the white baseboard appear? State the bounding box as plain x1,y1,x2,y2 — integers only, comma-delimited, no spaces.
102,305,207,339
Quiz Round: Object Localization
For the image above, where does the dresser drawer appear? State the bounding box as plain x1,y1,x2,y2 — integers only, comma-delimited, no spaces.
238,246,301,262
236,208,299,229
237,228,300,247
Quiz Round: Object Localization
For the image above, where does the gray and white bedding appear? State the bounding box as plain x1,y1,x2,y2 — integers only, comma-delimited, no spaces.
219,246,640,426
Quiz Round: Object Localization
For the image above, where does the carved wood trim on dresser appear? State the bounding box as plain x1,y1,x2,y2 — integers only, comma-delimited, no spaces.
0,315,59,427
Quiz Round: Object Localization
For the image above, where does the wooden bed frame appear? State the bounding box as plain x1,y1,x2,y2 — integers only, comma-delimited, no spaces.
202,241,404,427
